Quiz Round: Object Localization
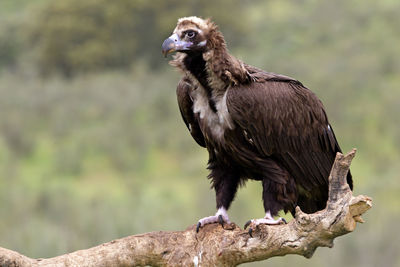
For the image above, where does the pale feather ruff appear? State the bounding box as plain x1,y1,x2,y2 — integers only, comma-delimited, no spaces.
192,84,234,140
177,16,209,29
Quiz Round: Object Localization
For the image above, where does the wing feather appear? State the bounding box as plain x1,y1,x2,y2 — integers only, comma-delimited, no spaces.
227,71,350,211
177,76,206,147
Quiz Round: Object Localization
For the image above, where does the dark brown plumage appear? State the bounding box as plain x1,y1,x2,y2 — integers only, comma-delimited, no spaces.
162,16,352,230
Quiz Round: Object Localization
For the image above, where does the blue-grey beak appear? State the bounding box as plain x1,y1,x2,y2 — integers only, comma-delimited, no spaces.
162,33,193,57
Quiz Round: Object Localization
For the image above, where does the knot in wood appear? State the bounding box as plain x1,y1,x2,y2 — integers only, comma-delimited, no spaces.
297,213,311,226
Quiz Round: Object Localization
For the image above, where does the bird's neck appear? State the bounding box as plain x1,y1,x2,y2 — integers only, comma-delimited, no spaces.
183,51,212,94
179,46,248,96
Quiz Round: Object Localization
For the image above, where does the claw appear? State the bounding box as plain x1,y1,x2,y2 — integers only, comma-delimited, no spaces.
244,220,254,237
196,222,201,233
282,218,287,224
218,215,224,228
244,220,252,230
248,228,253,237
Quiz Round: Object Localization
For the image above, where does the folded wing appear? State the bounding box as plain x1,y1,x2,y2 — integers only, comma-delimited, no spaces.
176,76,206,148
227,70,352,212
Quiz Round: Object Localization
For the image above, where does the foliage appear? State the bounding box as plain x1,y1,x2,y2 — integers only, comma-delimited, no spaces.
21,0,250,76
0,0,399,266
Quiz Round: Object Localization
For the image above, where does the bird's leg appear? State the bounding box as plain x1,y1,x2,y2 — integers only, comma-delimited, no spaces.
196,166,239,232
196,207,231,232
244,177,289,235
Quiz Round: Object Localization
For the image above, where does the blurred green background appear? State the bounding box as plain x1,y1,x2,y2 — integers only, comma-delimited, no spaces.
0,0,399,266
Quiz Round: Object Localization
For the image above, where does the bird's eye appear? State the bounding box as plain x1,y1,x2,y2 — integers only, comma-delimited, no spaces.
186,31,196,38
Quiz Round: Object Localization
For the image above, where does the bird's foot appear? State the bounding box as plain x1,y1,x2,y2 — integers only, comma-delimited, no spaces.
244,217,286,228
244,211,287,237
196,207,231,233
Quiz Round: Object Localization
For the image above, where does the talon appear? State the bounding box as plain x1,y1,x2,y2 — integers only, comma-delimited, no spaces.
282,218,287,224
248,228,253,237
218,215,224,227
244,220,252,230
196,207,231,232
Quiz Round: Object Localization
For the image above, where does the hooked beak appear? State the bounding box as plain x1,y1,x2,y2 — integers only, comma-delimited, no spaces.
162,33,193,57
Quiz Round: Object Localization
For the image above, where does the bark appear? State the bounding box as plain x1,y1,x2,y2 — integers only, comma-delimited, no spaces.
0,149,372,267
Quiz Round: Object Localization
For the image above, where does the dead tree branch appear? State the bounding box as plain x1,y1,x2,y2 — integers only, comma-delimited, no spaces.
0,149,372,267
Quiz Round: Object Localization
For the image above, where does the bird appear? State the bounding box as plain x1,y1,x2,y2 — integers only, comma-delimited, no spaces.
161,16,353,233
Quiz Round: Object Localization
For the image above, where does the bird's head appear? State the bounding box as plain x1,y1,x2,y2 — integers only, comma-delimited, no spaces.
162,16,224,57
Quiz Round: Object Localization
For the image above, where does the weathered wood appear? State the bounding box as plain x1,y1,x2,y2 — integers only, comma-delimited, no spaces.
0,149,372,267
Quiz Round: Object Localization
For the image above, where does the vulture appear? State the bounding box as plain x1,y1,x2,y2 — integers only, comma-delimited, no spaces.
162,16,352,233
